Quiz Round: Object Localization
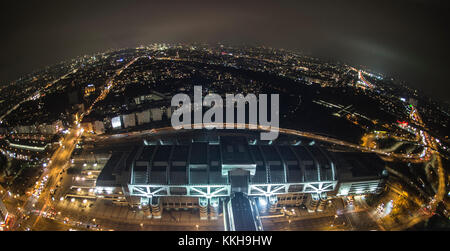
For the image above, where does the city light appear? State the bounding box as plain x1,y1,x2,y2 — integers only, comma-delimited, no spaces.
258,197,268,207
0,30,447,234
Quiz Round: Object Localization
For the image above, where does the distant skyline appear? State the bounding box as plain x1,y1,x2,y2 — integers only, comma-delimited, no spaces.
1,0,449,103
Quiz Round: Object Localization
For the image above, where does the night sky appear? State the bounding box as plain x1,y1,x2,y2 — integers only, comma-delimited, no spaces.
1,0,449,103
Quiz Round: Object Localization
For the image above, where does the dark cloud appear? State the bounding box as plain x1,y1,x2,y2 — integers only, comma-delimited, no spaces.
1,0,449,102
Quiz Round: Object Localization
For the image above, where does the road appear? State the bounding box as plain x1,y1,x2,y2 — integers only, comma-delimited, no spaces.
90,122,423,162
408,105,446,211
14,127,82,230
12,56,164,230
80,56,144,121
7,56,151,230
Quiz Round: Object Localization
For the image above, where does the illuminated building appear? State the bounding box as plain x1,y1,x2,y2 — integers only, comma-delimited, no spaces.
94,130,387,229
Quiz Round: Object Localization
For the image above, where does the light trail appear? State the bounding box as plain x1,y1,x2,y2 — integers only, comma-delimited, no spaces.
358,70,375,89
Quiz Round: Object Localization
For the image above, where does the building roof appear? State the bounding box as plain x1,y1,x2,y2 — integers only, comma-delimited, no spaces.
94,131,386,188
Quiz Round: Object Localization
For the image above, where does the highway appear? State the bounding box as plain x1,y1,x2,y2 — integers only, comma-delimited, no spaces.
358,70,375,89
404,105,446,212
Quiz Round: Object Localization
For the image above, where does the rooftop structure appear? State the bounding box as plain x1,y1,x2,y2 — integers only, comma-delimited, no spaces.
95,130,386,204
93,130,387,230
